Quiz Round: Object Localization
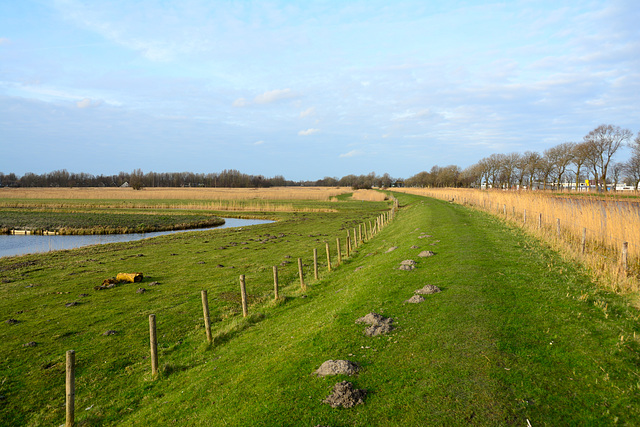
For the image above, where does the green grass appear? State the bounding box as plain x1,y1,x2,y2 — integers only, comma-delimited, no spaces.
0,208,225,234
1,193,640,426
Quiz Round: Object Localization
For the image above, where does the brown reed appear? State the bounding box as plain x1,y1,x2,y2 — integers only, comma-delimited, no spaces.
395,187,640,294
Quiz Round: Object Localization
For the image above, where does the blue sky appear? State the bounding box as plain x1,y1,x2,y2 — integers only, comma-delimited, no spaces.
1,0,639,181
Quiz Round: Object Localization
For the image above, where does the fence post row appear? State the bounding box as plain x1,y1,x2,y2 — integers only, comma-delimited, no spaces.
336,238,342,265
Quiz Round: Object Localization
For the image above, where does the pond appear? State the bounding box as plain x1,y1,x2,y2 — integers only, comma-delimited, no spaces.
0,217,273,258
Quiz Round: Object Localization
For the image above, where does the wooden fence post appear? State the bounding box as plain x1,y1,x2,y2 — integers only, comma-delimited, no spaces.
556,218,561,237
273,266,279,299
201,290,212,343
149,314,158,375
538,213,542,230
581,228,586,254
336,238,342,265
313,248,319,280
325,242,332,272
239,275,248,317
524,209,527,224
346,235,351,258
65,350,75,427
622,242,629,275
353,228,358,248
298,258,306,290
358,224,362,244
503,204,506,216
346,231,351,257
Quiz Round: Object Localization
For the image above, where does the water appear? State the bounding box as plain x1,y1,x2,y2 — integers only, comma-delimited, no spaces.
0,218,273,258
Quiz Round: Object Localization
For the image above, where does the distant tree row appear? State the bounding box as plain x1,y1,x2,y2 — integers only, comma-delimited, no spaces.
0,169,402,190
0,169,295,189
405,124,640,191
3,125,638,191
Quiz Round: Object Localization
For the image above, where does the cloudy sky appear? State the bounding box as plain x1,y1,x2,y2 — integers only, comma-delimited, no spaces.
1,0,639,181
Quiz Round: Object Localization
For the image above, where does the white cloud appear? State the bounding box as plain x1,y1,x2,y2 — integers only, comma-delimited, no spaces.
298,128,319,136
76,98,92,108
254,140,264,145
254,88,296,104
232,98,248,107
0,38,10,45
339,150,362,158
300,107,315,118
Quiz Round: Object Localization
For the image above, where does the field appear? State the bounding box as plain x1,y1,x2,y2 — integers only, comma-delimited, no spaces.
395,187,640,294
1,188,640,425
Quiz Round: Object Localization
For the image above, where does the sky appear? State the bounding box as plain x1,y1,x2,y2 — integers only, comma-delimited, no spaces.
1,0,639,181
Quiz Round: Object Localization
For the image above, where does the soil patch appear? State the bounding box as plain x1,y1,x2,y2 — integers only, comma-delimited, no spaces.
404,295,425,304
386,246,398,253
314,360,359,377
322,381,366,408
356,312,394,336
418,250,435,257
415,284,441,294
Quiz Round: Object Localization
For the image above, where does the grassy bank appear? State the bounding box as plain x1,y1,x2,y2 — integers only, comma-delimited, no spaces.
0,209,226,234
2,192,640,425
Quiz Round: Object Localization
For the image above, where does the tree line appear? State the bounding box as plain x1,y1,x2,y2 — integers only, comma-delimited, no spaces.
405,124,640,190
0,169,401,190
2,125,638,191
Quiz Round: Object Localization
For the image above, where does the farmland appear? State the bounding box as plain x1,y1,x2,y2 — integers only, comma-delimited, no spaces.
1,188,640,425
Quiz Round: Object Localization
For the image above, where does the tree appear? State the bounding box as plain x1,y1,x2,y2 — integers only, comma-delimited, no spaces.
583,124,632,190
610,162,624,190
571,142,591,190
544,142,575,190
623,132,640,190
130,168,144,190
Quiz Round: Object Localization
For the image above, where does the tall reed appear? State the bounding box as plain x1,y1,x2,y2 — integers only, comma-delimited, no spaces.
395,187,640,294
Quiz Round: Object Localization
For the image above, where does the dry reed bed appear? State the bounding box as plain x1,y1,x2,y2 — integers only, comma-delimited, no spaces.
395,187,640,293
0,200,337,213
350,189,388,202
0,187,350,200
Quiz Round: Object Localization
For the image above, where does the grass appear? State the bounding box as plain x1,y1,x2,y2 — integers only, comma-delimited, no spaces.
396,187,640,293
0,209,225,234
1,190,640,425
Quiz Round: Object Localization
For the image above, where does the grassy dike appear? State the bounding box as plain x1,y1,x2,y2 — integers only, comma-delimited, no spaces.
2,192,640,425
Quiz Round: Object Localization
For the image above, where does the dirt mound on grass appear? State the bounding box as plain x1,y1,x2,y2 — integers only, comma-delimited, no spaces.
415,284,441,294
404,295,425,303
418,250,435,257
356,312,394,336
322,381,366,408
399,259,416,271
314,360,359,377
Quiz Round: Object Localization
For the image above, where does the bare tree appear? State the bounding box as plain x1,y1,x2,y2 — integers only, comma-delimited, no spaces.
623,132,640,190
544,142,576,190
571,142,592,191
610,162,624,190
583,124,632,191
523,151,542,189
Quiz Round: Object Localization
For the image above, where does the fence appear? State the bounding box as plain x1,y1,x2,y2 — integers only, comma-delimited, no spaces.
60,204,397,426
394,188,639,292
